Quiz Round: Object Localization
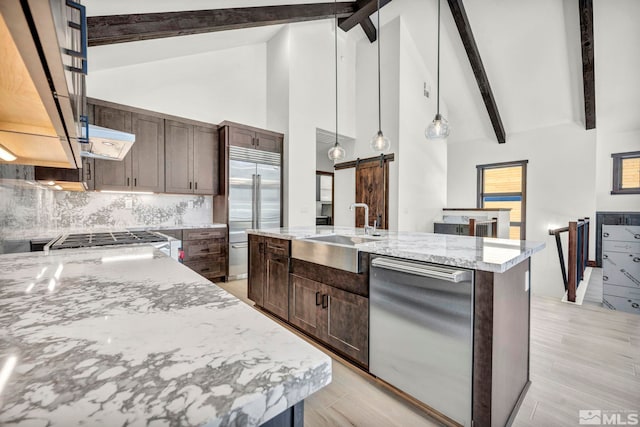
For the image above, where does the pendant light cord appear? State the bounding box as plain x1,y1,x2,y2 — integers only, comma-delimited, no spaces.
436,0,441,116
335,0,339,146
377,0,382,133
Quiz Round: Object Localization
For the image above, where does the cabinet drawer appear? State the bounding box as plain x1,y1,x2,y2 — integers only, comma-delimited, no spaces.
184,259,225,279
602,252,640,287
603,294,640,315
265,237,290,257
183,238,225,260
183,228,226,241
603,283,640,299
602,225,640,243
153,229,183,240
602,241,640,254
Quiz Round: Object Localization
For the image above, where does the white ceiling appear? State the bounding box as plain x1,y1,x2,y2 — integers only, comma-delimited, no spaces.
86,0,640,141
88,26,284,71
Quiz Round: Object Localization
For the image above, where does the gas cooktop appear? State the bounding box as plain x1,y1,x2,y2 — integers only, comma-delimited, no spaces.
48,230,168,250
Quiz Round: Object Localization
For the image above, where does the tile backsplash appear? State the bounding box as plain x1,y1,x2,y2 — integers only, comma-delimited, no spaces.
0,181,213,240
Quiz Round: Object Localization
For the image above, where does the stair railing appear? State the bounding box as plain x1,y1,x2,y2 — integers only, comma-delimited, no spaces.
548,218,590,302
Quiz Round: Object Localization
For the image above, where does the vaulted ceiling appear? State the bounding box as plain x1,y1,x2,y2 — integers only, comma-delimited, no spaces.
85,0,640,143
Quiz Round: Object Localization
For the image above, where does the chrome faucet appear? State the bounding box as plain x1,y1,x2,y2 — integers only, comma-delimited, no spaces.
349,203,376,235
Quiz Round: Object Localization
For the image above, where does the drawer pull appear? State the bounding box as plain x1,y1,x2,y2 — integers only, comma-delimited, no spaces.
603,232,609,237
603,276,608,281
201,268,210,272
633,257,640,263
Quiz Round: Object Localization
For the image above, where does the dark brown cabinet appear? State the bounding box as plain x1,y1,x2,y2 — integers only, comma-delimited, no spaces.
226,123,283,153
248,234,290,321
289,274,368,366
93,105,132,191
93,107,165,193
181,227,227,281
131,113,165,193
165,120,217,195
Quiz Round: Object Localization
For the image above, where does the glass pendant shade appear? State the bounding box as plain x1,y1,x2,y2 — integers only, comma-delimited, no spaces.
370,131,391,153
328,142,346,161
426,113,450,139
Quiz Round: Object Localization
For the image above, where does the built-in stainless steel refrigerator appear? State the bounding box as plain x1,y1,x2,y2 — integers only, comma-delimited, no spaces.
228,146,281,279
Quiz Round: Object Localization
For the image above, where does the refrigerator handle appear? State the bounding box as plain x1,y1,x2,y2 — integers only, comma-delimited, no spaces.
251,174,257,229
256,174,262,229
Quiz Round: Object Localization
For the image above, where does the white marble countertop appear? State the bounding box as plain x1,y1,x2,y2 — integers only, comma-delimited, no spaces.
247,226,545,273
1,224,227,241
0,246,330,426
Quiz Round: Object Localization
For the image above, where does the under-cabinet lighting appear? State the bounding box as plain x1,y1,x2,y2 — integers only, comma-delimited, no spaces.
0,144,17,162
53,185,63,190
100,190,154,195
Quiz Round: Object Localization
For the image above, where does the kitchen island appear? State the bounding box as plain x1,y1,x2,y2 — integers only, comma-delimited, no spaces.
247,226,544,427
0,245,331,426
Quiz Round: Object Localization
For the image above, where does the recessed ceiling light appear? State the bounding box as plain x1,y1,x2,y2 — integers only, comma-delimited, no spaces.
0,144,17,162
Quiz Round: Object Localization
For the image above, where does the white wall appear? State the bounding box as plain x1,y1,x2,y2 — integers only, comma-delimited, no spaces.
397,22,447,232
334,17,447,232
87,44,268,128
268,21,357,227
447,123,597,297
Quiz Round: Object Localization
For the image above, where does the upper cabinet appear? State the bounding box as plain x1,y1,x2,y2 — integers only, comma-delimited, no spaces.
165,120,218,195
92,105,165,193
0,0,87,168
90,99,219,195
223,122,283,154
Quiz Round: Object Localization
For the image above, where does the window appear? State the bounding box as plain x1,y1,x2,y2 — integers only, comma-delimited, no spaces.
612,151,640,195
477,160,527,240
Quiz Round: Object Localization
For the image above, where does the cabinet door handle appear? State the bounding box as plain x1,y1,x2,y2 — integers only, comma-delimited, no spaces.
322,294,329,309
633,257,639,263
127,177,130,186
256,137,260,146
134,178,137,187
201,247,210,252
201,268,210,272
315,292,322,306
195,182,198,190
189,182,192,189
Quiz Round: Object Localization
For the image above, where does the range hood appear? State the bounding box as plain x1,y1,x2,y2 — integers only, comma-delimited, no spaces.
80,124,136,161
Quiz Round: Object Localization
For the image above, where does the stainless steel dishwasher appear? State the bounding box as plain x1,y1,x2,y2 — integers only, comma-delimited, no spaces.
369,257,474,426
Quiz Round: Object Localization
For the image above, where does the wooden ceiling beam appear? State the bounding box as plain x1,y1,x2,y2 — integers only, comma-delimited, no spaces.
338,0,392,33
579,0,596,130
88,2,357,46
360,17,377,42
447,0,506,144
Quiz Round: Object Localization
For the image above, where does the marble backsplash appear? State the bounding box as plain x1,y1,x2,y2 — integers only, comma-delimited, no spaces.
0,181,213,240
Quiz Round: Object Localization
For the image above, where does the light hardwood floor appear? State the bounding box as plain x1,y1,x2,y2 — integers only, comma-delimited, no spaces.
216,279,640,427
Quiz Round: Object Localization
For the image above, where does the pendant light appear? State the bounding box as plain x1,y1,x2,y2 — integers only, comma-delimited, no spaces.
369,0,391,153
426,0,450,140
328,0,346,162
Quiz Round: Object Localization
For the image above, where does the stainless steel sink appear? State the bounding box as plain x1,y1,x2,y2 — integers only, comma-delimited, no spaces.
291,234,379,273
305,234,378,246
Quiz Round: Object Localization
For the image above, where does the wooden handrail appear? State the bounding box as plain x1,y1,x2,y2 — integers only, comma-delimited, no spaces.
548,217,590,302
469,217,498,238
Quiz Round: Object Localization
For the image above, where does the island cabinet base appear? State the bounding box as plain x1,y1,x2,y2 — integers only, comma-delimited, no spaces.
473,259,531,427
260,401,304,427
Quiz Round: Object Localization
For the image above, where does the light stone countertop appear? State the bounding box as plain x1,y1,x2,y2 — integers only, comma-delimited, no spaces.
247,226,545,273
0,245,330,426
